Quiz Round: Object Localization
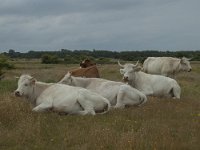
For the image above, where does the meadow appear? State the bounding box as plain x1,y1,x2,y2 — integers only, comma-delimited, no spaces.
0,60,200,150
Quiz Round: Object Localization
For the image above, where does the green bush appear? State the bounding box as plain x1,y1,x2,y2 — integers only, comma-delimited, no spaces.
41,54,59,64
0,54,14,80
96,57,113,64
0,55,14,69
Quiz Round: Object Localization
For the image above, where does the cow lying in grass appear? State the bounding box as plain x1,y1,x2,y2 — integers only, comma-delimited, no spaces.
143,57,192,77
59,72,147,109
15,75,110,115
118,61,181,99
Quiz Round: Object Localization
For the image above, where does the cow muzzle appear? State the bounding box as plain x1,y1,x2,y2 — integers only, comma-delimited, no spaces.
188,69,192,72
123,76,129,82
15,91,21,97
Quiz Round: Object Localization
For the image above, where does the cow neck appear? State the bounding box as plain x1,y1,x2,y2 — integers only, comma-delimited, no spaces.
130,71,142,88
176,60,182,72
80,66,95,75
29,82,51,105
129,72,136,88
170,59,180,74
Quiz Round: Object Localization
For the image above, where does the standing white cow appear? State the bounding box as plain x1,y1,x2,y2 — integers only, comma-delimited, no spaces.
59,72,147,109
15,75,110,115
143,57,192,77
118,61,181,99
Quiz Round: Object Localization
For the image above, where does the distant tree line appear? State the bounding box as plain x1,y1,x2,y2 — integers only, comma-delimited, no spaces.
1,49,200,64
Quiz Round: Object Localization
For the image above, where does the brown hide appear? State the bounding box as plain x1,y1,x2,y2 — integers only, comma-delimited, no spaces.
70,65,100,78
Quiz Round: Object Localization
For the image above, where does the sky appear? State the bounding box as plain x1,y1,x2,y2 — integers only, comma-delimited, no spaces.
0,0,200,52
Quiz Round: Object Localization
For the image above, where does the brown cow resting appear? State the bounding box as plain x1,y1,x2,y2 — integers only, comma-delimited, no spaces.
70,65,100,78
80,59,96,68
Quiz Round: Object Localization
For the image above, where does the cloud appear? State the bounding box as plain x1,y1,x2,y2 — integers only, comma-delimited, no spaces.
0,0,200,52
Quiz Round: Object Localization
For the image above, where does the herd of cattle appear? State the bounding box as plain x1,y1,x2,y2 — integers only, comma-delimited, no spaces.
14,57,192,115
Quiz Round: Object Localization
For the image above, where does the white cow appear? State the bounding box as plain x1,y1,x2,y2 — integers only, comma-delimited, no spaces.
118,61,181,99
15,75,110,115
59,72,147,109
143,57,192,77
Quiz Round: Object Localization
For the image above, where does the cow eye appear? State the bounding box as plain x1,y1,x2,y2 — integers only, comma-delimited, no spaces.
24,83,28,86
182,63,186,66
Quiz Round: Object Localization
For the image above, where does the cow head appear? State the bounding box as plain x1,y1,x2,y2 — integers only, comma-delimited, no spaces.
180,57,192,72
15,75,36,97
118,60,141,83
58,72,72,85
80,59,96,68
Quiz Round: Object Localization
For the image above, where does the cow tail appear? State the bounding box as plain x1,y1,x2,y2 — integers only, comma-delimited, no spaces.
98,100,111,114
172,82,181,99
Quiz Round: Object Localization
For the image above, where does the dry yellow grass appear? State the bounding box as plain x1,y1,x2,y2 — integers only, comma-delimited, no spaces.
0,60,200,150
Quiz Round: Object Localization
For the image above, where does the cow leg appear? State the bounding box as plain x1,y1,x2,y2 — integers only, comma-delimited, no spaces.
141,89,153,96
32,102,52,112
116,85,147,108
114,86,126,109
76,100,96,115
76,94,96,115
69,110,91,115
172,87,181,99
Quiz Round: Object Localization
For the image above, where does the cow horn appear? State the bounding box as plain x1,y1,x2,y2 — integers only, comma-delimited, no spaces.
135,60,139,67
118,60,124,68
15,76,19,79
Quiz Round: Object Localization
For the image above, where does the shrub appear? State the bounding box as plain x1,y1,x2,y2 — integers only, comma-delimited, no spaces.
41,54,59,64
0,55,14,69
0,54,14,80
96,57,112,64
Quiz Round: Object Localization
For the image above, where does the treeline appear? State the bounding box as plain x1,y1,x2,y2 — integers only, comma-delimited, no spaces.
2,49,200,63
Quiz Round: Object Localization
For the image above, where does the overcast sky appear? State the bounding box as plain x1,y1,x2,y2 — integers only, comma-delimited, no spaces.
0,0,200,52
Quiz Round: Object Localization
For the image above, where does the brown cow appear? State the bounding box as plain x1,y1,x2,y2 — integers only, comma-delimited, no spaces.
80,59,96,68
70,65,100,78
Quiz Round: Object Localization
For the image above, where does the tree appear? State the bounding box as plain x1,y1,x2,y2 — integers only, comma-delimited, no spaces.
41,54,59,64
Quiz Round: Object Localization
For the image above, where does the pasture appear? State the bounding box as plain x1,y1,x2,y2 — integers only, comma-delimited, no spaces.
0,60,200,150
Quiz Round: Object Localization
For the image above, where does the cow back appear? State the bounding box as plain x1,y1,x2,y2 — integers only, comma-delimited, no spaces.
70,65,100,78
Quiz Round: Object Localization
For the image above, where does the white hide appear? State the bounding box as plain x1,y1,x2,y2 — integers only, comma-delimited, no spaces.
119,61,181,99
59,72,147,109
143,57,192,77
15,75,110,115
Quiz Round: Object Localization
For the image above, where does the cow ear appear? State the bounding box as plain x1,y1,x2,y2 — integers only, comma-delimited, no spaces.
120,69,125,74
30,77,36,85
134,66,142,72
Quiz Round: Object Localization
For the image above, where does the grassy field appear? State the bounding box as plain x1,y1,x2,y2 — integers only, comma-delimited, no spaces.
0,60,200,150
